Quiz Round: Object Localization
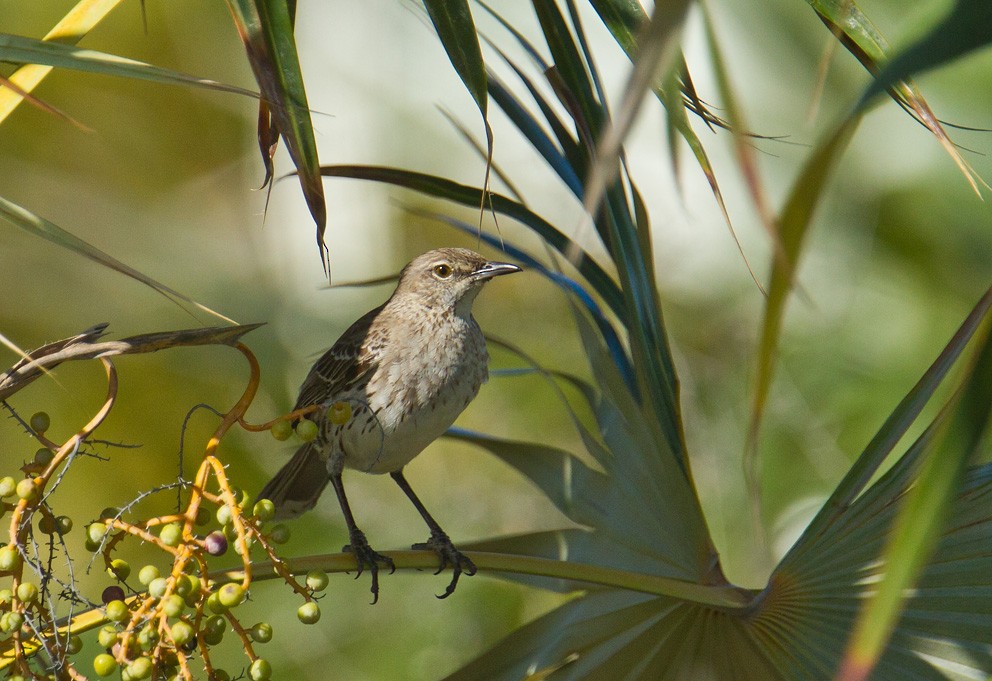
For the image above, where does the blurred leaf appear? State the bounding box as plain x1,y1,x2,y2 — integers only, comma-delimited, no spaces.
582,0,690,221
585,2,761,291
424,0,488,117
748,117,859,497
769,440,992,681
487,0,689,480
423,0,493,225
487,64,584,196
446,428,612,532
0,33,258,98
480,4,587,183
314,164,625,321
567,305,717,580
0,0,124,125
837,314,992,681
807,0,982,194
699,4,781,256
450,287,992,679
537,1,685,470
0,72,90,130
856,0,992,111
226,0,327,269
803,285,992,541
533,0,603,144
0,195,234,324
439,107,524,200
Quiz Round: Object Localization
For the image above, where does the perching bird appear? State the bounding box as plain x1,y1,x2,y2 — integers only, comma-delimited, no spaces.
259,247,521,601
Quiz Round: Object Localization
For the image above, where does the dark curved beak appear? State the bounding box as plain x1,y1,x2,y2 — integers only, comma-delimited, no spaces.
472,260,522,280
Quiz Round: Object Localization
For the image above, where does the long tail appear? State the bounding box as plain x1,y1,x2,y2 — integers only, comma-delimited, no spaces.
258,442,330,520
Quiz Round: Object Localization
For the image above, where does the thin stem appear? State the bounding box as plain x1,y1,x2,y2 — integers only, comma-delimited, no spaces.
214,551,755,611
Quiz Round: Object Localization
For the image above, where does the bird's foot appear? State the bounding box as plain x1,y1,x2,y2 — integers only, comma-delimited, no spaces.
412,531,477,599
342,529,395,604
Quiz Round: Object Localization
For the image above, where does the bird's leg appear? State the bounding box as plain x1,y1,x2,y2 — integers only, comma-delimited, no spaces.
330,471,394,604
389,469,477,599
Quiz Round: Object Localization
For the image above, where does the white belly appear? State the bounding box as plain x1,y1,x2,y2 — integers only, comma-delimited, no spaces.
331,313,488,474
340,387,474,473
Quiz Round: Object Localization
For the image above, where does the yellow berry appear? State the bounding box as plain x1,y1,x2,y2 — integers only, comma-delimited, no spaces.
295,419,318,442
329,401,352,425
270,419,293,441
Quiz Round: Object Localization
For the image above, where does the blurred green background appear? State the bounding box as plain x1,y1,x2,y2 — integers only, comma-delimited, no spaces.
2,0,991,678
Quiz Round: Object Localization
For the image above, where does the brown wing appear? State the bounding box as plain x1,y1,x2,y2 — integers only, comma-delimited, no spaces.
293,303,386,411
257,441,329,519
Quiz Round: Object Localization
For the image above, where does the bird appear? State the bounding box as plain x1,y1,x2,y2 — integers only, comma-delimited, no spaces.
259,247,521,602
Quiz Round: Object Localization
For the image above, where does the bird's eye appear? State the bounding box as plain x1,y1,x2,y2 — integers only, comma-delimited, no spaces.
432,263,452,279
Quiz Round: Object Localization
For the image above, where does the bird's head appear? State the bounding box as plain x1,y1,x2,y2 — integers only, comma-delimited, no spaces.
395,247,521,314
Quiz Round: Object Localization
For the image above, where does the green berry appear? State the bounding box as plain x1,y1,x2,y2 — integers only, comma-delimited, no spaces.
249,622,273,643
305,569,329,592
127,656,152,679
253,499,275,521
194,506,211,526
270,419,293,441
328,401,352,425
183,574,202,599
0,588,11,605
295,419,318,442
109,558,131,581
297,601,320,624
159,523,182,547
55,515,73,535
0,476,15,497
38,514,56,534
217,583,244,608
138,624,159,650
67,634,83,654
206,590,225,614
106,599,129,622
93,653,118,677
97,625,118,648
34,447,54,467
162,594,185,618
99,507,120,520
170,620,194,647
148,577,169,599
0,545,21,571
1,611,24,633
30,411,51,433
174,574,193,597
137,564,160,586
203,614,226,645
15,478,38,501
268,524,290,544
211,670,230,681
215,504,233,526
87,522,108,544
16,581,38,603
249,658,272,681
236,489,253,509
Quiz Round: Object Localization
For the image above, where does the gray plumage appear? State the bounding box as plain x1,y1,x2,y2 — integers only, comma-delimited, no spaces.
259,247,520,600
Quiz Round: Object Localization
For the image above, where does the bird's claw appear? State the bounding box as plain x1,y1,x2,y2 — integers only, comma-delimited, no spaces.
343,529,395,604
412,531,477,599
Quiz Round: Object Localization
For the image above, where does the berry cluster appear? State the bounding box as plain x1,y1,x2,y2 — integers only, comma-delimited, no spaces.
0,345,330,680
